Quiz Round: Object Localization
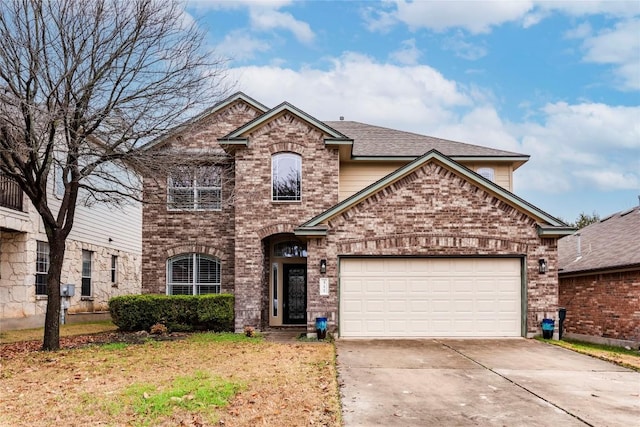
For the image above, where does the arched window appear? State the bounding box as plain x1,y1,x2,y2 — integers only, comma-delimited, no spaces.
272,153,301,201
167,254,221,295
274,241,307,258
477,167,495,182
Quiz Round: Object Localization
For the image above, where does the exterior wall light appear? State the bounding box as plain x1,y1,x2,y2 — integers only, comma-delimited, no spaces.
320,259,327,274
538,258,547,274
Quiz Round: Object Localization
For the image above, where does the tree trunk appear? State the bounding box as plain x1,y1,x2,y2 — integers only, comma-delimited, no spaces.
42,235,66,351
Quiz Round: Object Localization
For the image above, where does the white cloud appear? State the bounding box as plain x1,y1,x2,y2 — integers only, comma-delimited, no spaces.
540,102,640,150
249,8,315,43
538,1,640,18
228,56,638,196
215,30,271,61
514,101,640,192
188,0,314,43
564,22,592,39
389,39,422,65
443,31,488,60
364,0,639,34
365,0,535,34
433,105,521,152
230,53,470,129
581,19,640,91
572,169,640,191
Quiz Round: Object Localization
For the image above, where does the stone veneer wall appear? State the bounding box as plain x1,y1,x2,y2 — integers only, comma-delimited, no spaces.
307,160,559,337
559,270,640,343
0,232,140,330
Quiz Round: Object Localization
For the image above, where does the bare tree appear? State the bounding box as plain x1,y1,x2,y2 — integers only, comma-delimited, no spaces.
0,0,229,350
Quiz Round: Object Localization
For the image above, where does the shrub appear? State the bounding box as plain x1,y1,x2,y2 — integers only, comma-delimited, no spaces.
109,294,234,333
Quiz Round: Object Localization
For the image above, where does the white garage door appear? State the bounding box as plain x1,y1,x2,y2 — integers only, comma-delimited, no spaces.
340,258,522,338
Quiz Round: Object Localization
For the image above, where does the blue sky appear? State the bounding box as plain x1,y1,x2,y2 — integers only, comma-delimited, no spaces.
186,0,639,222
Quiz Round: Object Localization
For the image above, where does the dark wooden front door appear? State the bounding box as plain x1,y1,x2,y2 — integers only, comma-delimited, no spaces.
283,264,307,324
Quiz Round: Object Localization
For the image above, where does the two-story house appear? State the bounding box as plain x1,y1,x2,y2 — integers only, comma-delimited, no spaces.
141,92,573,338
0,173,141,330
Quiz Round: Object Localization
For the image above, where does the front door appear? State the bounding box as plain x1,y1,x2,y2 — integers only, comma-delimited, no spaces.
283,264,307,324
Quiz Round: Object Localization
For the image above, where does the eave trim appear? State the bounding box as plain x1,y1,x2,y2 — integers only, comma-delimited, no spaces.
221,102,349,140
537,226,577,237
140,92,268,151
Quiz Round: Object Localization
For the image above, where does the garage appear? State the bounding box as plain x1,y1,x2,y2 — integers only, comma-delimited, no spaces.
339,257,523,338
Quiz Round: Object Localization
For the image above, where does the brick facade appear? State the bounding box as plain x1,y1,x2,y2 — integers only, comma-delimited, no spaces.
559,270,640,342
142,100,263,296
142,94,563,337
231,112,340,330
307,161,559,336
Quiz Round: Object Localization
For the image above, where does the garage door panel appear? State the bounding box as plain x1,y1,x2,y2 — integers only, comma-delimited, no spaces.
340,258,522,338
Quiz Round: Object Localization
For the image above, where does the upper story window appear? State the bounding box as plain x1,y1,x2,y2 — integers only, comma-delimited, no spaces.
167,254,221,295
168,165,221,211
272,153,301,202
477,167,495,182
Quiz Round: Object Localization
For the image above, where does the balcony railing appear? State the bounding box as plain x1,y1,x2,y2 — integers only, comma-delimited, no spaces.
0,173,23,211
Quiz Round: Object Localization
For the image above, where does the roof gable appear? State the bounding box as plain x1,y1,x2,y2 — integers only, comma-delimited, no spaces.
140,92,269,150
296,149,571,236
558,206,640,274
218,102,351,145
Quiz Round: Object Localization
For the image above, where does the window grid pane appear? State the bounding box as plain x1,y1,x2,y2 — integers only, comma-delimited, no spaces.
81,250,92,296
168,166,222,211
35,241,49,295
167,254,221,295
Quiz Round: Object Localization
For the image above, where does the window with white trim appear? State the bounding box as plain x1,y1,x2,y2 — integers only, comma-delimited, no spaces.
35,241,49,295
167,254,221,295
111,255,118,284
81,250,92,296
477,167,495,182
168,165,221,210
272,153,301,201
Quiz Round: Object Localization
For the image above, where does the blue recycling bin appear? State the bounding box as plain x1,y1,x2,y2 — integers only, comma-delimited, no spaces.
315,317,327,340
541,318,555,339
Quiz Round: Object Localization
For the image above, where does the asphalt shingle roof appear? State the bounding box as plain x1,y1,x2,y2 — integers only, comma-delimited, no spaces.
558,206,640,274
324,120,528,158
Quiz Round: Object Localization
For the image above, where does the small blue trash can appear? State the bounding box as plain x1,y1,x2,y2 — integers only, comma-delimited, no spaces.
541,318,555,339
315,317,327,340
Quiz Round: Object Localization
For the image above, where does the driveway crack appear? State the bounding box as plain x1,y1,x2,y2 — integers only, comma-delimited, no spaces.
437,340,595,427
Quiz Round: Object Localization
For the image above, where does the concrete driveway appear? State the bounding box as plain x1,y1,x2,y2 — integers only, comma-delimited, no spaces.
336,339,640,426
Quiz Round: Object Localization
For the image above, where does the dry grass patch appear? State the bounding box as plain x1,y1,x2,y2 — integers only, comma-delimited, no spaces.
539,338,640,371
0,320,117,344
0,332,340,426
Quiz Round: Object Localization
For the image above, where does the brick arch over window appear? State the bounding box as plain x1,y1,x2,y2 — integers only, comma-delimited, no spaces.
336,233,530,255
255,223,299,240
165,244,225,260
268,142,305,154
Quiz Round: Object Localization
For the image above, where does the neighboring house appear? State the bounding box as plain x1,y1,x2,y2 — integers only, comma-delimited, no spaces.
558,206,640,346
0,173,141,330
141,92,573,338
